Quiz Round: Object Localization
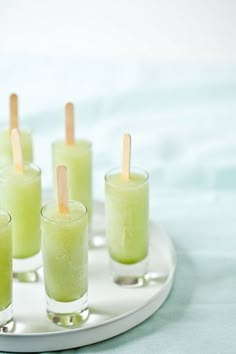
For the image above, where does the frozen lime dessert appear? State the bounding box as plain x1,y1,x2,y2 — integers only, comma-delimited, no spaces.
52,140,92,223
0,164,41,259
0,211,12,311
0,130,33,167
105,169,149,265
41,201,88,302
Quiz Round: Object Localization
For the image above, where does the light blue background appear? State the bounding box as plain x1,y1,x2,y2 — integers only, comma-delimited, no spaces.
0,58,235,353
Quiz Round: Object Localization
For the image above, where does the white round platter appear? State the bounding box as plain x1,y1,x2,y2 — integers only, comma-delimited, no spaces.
0,202,176,353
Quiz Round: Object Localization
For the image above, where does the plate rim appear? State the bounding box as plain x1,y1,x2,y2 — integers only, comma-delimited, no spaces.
0,224,176,352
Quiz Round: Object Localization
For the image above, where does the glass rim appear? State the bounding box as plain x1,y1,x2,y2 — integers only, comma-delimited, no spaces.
52,139,92,148
0,163,41,180
105,166,149,187
0,127,32,134
41,200,88,224
0,209,11,228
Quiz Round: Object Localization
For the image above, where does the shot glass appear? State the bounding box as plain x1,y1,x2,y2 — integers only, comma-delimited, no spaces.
0,210,14,332
41,200,89,327
0,129,33,167
0,163,41,280
105,167,149,287
52,140,92,226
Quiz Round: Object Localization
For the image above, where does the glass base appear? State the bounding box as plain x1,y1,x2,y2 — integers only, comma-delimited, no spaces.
13,251,42,281
13,271,39,283
46,292,89,327
0,304,14,333
111,257,148,287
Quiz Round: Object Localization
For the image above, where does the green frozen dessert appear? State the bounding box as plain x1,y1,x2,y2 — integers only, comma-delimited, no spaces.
105,169,149,265
0,211,12,311
0,164,41,259
41,201,88,303
52,103,92,225
52,140,92,223
0,94,33,167
0,129,33,167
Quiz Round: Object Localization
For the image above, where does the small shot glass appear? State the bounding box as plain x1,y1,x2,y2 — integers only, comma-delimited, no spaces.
0,163,42,281
105,167,149,287
0,128,33,168
52,140,93,226
41,200,89,327
0,210,14,333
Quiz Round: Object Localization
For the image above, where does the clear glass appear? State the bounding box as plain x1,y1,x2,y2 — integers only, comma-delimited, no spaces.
0,163,42,280
41,200,89,327
52,140,92,226
105,167,149,287
0,128,33,167
0,210,14,332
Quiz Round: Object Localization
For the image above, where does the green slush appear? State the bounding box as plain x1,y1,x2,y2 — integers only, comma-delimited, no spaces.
105,168,149,265
0,164,41,259
0,211,12,311
0,130,33,167
41,201,88,302
52,140,92,223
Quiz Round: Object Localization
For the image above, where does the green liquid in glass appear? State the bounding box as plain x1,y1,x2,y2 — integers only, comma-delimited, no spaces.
105,171,149,265
41,202,88,303
0,165,41,258
0,130,33,167
0,213,12,310
52,140,92,223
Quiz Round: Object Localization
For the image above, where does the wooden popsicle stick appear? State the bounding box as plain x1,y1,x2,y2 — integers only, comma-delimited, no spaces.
65,102,75,145
121,133,131,181
10,93,19,130
57,165,69,214
11,128,23,174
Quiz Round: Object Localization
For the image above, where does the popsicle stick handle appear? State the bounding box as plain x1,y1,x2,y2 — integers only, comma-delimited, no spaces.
11,128,23,174
65,102,75,145
121,133,131,181
57,165,69,214
10,93,19,130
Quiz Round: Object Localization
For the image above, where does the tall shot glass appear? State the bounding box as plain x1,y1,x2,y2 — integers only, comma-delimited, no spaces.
0,210,14,332
52,140,93,227
0,163,41,281
41,200,89,327
105,167,149,287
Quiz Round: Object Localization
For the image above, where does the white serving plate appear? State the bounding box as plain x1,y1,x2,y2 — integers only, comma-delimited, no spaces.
0,202,176,353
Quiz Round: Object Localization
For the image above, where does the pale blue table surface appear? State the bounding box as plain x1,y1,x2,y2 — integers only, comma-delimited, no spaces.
0,58,236,353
